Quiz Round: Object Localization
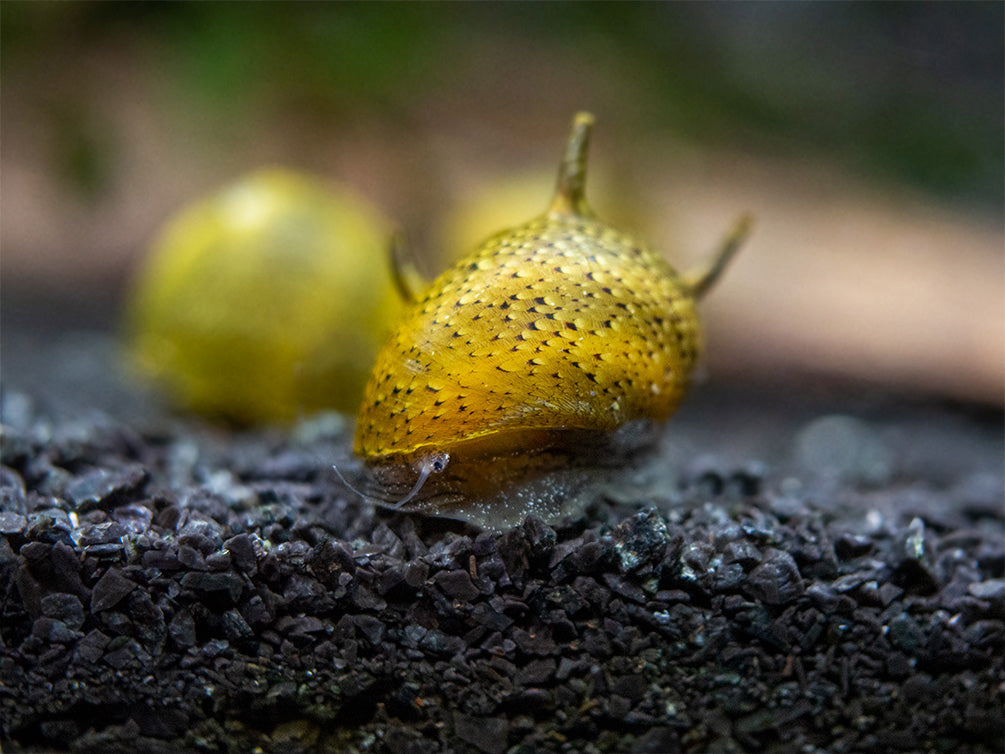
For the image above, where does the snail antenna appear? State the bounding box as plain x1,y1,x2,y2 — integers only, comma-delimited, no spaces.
388,466,431,510
334,452,449,510
549,111,595,219
331,460,374,502
685,213,754,300
389,451,449,510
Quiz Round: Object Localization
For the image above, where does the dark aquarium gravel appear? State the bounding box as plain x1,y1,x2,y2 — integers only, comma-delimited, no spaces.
1,386,1002,753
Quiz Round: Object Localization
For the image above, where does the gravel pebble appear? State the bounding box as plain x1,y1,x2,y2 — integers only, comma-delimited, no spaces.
90,569,137,612
0,389,1001,753
65,464,149,512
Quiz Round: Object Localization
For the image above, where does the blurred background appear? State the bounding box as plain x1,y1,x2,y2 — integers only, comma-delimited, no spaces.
2,2,1003,421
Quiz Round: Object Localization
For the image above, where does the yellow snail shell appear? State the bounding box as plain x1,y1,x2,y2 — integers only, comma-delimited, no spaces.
352,112,750,529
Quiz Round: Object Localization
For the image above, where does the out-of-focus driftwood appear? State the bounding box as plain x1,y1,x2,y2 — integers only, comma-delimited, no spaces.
654,155,1003,405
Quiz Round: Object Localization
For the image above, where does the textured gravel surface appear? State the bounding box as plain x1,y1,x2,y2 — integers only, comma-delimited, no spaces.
0,379,1003,753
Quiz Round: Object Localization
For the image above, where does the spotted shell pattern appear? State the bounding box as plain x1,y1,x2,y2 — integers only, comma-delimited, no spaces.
355,207,699,461
350,112,749,528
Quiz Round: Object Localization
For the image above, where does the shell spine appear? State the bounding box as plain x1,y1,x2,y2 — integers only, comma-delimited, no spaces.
355,113,702,462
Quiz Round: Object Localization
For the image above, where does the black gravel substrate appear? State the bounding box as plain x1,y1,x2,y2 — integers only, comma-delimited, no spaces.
1,386,1003,754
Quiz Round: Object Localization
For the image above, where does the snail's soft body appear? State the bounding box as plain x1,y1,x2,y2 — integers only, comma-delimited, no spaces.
352,113,749,530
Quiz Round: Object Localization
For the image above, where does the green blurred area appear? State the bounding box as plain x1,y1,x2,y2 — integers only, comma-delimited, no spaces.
3,1,1002,209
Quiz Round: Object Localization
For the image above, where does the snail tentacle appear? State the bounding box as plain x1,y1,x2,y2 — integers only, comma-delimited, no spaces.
333,451,449,510
331,460,373,501
389,451,449,509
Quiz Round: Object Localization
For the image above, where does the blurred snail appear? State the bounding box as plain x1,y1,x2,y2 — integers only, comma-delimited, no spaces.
125,168,402,424
351,112,751,529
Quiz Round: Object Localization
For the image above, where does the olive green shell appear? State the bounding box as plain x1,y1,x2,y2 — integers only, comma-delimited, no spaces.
126,169,401,424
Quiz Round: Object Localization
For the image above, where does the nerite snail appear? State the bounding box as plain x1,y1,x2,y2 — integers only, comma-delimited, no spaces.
351,112,751,529
126,169,403,424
